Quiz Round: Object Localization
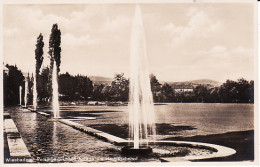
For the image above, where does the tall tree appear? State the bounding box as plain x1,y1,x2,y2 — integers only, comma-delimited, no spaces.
48,24,61,73
27,73,34,105
34,33,44,107
35,33,44,76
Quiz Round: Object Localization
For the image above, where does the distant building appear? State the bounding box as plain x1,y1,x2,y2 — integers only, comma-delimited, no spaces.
92,81,111,87
174,88,193,92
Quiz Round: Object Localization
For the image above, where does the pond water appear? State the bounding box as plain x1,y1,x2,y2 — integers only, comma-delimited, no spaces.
62,103,253,137
4,103,254,162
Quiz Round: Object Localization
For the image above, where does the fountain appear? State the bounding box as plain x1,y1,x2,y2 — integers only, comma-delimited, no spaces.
19,86,22,106
23,76,28,108
122,5,156,155
32,70,37,111
52,61,60,119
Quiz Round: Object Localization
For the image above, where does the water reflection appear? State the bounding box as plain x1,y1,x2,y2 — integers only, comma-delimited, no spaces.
6,107,125,163
53,121,57,146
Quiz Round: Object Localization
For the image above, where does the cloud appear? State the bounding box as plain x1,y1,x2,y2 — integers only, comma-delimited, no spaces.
163,7,222,47
198,45,252,60
4,27,20,37
62,33,104,47
192,45,254,81
103,15,131,32
4,5,130,42
153,45,253,82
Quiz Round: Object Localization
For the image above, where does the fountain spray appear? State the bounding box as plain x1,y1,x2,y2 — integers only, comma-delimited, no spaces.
33,68,37,111
19,86,22,106
128,5,156,149
24,77,28,107
52,61,60,118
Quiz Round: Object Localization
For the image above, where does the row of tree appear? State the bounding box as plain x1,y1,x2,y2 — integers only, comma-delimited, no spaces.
175,79,254,103
4,23,61,106
97,74,254,103
3,63,254,106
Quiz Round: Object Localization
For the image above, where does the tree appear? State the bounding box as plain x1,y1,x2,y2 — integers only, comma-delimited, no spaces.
219,80,237,103
75,75,93,100
35,33,44,76
150,74,161,102
58,73,93,101
48,23,61,73
249,80,254,103
3,64,24,106
34,33,44,106
101,86,113,101
38,66,51,103
219,78,252,103
48,23,61,102
175,91,185,103
110,73,129,101
193,85,210,102
161,83,174,102
58,72,75,101
93,84,105,101
236,78,250,103
209,87,220,103
27,73,34,105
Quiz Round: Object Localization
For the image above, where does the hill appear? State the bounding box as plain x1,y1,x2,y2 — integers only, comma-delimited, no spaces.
162,79,221,89
89,76,221,88
89,76,113,85
176,79,221,86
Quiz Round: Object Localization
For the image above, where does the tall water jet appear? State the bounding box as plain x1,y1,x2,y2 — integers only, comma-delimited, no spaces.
33,70,37,111
24,77,28,107
52,61,60,118
19,86,22,106
128,5,156,150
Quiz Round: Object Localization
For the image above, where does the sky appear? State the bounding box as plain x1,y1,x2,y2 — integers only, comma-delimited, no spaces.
3,2,256,82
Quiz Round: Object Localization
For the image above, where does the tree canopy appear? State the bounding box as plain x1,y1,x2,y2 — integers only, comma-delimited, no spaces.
48,23,61,73
35,33,44,76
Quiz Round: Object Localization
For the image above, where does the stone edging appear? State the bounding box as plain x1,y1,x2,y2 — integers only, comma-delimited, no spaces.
57,118,236,162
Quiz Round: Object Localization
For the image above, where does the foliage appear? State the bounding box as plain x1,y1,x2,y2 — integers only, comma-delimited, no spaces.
150,74,161,102
110,73,129,101
27,73,33,105
3,64,24,106
38,67,52,102
35,33,44,75
219,78,251,103
58,73,93,101
193,85,210,102
161,83,174,102
48,24,61,73
93,84,105,101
